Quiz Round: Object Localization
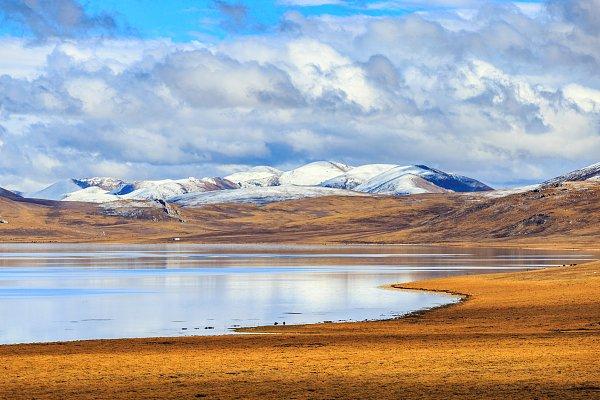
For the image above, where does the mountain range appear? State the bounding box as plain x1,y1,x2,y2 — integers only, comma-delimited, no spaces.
19,161,493,206
2,161,598,207
0,162,598,246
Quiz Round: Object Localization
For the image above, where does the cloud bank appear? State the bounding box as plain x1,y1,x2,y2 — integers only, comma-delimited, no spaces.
0,0,599,191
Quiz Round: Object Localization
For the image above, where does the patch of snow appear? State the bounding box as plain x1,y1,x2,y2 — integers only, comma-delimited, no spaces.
475,184,540,198
543,162,600,186
118,177,237,200
79,177,126,191
170,185,364,206
29,177,125,200
356,173,448,195
356,165,492,195
321,164,398,189
225,166,282,188
29,179,88,200
279,161,353,186
62,186,120,203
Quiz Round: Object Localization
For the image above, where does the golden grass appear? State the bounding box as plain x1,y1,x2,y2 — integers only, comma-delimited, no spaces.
1,261,598,399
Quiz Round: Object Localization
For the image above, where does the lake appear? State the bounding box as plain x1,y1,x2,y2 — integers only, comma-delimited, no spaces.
0,244,595,345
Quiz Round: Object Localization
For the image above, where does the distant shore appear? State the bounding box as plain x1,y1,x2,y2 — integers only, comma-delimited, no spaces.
0,238,598,253
2,259,599,399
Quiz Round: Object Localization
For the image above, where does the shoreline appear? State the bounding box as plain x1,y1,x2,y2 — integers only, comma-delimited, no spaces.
0,251,596,348
1,239,598,253
0,269,470,348
2,260,599,399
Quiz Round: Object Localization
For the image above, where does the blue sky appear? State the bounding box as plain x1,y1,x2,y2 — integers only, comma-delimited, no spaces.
0,0,598,191
1,0,545,41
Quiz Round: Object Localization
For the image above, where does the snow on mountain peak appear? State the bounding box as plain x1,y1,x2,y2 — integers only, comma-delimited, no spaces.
78,177,126,192
28,177,125,201
62,186,120,203
355,165,492,195
225,166,283,188
279,161,353,186
356,172,448,195
29,179,89,201
321,164,398,189
543,162,600,186
25,161,494,205
117,177,238,201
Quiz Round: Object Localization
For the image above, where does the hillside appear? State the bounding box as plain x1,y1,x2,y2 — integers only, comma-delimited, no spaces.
0,180,598,249
543,162,600,186
0,187,21,201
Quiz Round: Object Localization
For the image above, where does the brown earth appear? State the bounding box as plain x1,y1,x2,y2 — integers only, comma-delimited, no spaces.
1,260,598,399
0,181,599,250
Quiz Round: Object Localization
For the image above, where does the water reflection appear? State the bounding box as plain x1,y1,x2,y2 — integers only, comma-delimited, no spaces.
0,244,595,344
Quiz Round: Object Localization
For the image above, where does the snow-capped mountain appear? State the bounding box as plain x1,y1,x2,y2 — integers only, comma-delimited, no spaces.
62,187,119,203
543,162,600,186
170,186,363,206
321,164,397,189
29,177,126,201
357,173,448,195
31,176,237,203
25,161,493,205
30,179,90,201
78,177,126,191
225,166,282,188
116,177,237,201
279,161,352,186
355,165,492,195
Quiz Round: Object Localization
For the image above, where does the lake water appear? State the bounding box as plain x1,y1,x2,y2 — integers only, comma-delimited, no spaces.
0,244,595,345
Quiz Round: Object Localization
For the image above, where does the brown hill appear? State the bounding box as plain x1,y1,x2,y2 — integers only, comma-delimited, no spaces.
0,181,598,249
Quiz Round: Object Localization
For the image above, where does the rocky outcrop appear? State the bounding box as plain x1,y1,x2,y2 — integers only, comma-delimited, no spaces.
156,199,185,222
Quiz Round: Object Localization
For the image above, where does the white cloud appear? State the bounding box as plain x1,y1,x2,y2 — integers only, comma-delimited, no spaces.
563,84,600,112
0,0,599,190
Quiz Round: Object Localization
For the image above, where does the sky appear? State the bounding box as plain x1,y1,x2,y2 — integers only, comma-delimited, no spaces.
0,0,598,191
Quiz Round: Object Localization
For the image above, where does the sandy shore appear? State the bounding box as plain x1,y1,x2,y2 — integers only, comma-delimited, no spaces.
1,260,599,399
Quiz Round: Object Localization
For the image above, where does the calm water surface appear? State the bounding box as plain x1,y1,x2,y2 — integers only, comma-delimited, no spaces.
0,244,596,344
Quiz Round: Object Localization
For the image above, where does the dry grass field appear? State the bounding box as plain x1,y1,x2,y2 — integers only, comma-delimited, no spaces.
1,260,598,399
0,181,599,250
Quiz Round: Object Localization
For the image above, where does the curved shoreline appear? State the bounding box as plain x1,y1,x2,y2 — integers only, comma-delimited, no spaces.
1,260,599,399
236,285,467,336
0,278,469,347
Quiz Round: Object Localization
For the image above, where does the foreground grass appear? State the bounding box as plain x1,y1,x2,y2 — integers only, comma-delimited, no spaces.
1,261,599,399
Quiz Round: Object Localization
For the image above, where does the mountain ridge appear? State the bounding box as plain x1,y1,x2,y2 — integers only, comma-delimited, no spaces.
542,162,600,186
13,160,517,205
